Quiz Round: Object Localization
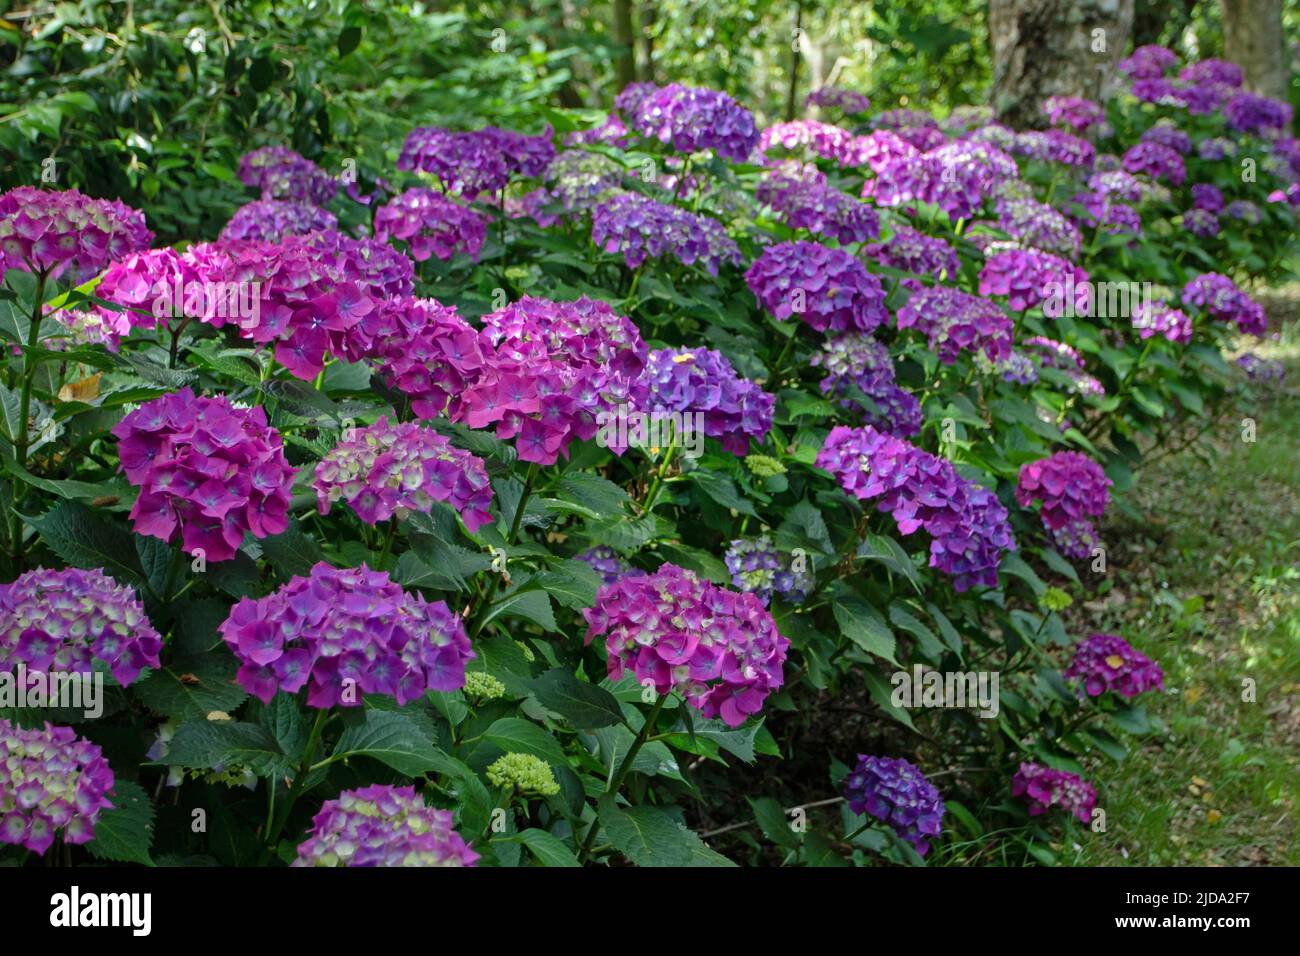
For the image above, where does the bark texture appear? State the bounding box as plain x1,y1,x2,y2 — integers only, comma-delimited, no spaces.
1221,0,1289,100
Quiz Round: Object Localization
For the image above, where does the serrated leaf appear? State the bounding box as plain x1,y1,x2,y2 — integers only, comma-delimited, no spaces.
22,502,147,589
830,580,897,663
160,720,292,779
481,717,569,768
529,668,624,729
133,654,247,722
332,710,460,777
597,796,703,867
514,828,581,867
85,780,155,866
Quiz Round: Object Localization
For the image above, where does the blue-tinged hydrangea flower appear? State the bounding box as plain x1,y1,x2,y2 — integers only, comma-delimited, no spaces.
397,125,554,198
636,347,774,455
623,83,758,162
745,240,889,334
1011,130,1096,168
1065,633,1164,699
725,536,814,605
1236,352,1286,382
1225,199,1262,225
576,546,643,585
0,720,115,853
374,188,486,262
896,285,1013,364
1139,122,1192,156
993,194,1082,256
1121,142,1186,186
844,755,945,856
811,334,922,437
1183,208,1220,239
864,225,959,282
756,172,880,244
220,199,338,242
237,146,337,206
1182,273,1267,335
1224,92,1293,135
804,86,871,116
592,192,740,275
294,784,478,867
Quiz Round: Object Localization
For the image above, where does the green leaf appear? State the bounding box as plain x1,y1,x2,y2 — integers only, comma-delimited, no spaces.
597,796,705,867
749,796,800,848
484,589,557,631
133,655,247,722
259,519,324,579
830,580,897,663
999,552,1047,596
856,533,923,593
531,559,601,610
552,472,629,519
513,828,581,867
337,25,362,56
332,710,460,777
481,717,570,769
21,502,147,589
689,470,758,517
528,669,624,729
160,720,292,778
85,780,155,866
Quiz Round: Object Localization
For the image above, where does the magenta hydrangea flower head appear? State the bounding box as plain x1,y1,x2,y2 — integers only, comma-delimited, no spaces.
804,86,871,116
870,140,1019,221
979,248,1089,313
756,173,880,244
0,568,162,686
1121,142,1187,186
895,125,949,151
816,425,1016,591
237,146,337,205
591,192,740,275
220,562,472,707
1023,336,1105,398
293,229,415,301
1012,762,1097,823
1179,59,1243,89
462,296,649,465
843,755,945,856
0,720,115,853
759,120,869,167
374,188,486,262
314,418,493,531
623,84,758,162
1119,45,1178,80
293,784,478,867
810,334,922,438
397,125,554,198
1015,451,1111,558
724,536,814,605
864,225,960,282
1224,92,1293,136
583,564,789,728
1042,96,1103,131
895,285,1013,365
112,388,296,563
853,129,921,175
343,296,487,420
745,240,889,334
1181,273,1267,335
51,246,196,348
1065,633,1164,699
636,347,774,455
1131,300,1192,344
0,187,152,284
1139,122,1192,156
220,199,338,242
577,546,644,585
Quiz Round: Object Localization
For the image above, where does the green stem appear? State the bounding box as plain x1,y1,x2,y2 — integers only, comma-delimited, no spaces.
261,708,330,861
639,436,678,515
12,270,48,569
467,464,539,640
769,331,798,384
377,518,398,567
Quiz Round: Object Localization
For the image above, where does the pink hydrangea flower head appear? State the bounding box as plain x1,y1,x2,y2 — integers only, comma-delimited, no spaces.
220,199,338,242
1012,762,1097,823
237,146,337,205
0,187,152,284
1065,633,1164,699
374,188,487,262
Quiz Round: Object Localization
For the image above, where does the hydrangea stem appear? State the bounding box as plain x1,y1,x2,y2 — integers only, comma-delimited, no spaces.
261,707,331,862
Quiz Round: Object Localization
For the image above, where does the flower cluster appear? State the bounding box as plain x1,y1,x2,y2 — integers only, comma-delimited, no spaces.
1183,208,1220,239
397,125,554,197
1190,183,1225,213
870,140,1019,220
865,225,960,282
0,187,152,283
843,755,945,856
592,192,740,275
1131,301,1193,344
724,537,814,605
979,248,1088,313
1065,633,1164,699
1011,130,1096,168
53,246,192,347
0,567,162,686
295,229,415,300
1042,96,1103,131
577,546,642,585
220,562,472,707
314,418,493,530
759,120,869,167
220,199,338,242
486,753,560,796
1224,92,1293,136
1225,199,1262,224
1236,352,1286,383
756,173,880,244
637,347,775,455
1119,44,1179,80
816,425,1016,590
1023,336,1105,397
293,784,478,867
237,146,337,206
804,86,871,116
1181,273,1267,335
112,389,295,562
0,720,115,853
811,334,922,437
1121,143,1186,186
1067,191,1142,237
1015,451,1111,559
374,188,486,262
993,195,1082,256
1012,763,1097,823
1139,123,1192,156
623,83,759,162
544,150,624,218
745,241,889,334
583,564,789,728
463,296,649,464
896,284,1013,364
854,130,920,175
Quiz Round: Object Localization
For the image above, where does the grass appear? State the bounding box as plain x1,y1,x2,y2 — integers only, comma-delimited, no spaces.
1064,319,1300,866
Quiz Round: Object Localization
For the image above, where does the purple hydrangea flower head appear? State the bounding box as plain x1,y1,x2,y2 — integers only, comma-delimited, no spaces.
895,126,949,151
724,536,814,605
873,108,940,132
592,192,740,275
1190,183,1225,213
544,150,624,218
843,755,945,855
220,562,472,707
295,229,415,301
1122,142,1186,185
865,225,960,282
294,784,478,867
870,141,1019,221
397,125,555,197
1179,59,1243,89
1013,763,1097,823
805,86,871,115
1181,273,1267,335
1224,92,1293,135
1236,352,1286,382
1023,336,1105,397
1011,130,1096,168
1197,137,1238,161
1139,123,1192,156
314,418,493,531
636,347,775,455
756,172,880,243
582,564,789,728
374,188,486,262
0,567,162,686
1042,96,1103,131
237,146,337,205
1131,300,1193,343
810,334,922,437
853,130,921,175
1015,451,1110,556
816,425,1016,590
565,113,633,149
745,240,889,334
1224,199,1262,225
758,120,867,167
896,285,1013,364
112,388,296,562
1174,82,1229,115
979,248,1089,313
0,720,115,853
1065,633,1164,699
1132,77,1177,103
942,106,996,133
993,195,1083,256
0,187,152,284
462,296,649,465
576,546,643,585
1067,191,1143,237
1183,207,1220,238
624,84,758,162
1119,45,1178,80
220,199,338,242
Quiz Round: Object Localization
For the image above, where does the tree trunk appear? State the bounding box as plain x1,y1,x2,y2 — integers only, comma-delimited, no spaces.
639,2,657,84
613,0,636,92
1221,0,1288,100
785,0,805,122
989,0,1135,129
